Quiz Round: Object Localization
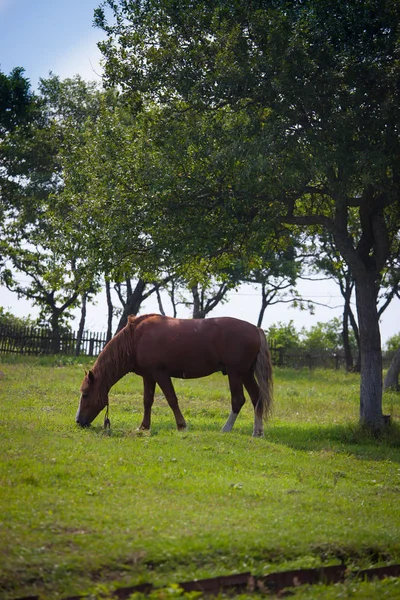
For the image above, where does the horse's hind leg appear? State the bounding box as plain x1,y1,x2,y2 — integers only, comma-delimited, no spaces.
155,371,187,431
222,372,246,432
243,372,264,437
138,375,156,430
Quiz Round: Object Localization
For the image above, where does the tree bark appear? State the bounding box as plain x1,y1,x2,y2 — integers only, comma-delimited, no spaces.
50,310,61,354
191,284,205,319
116,278,147,332
154,283,166,316
105,280,113,343
383,347,400,392
355,276,383,428
257,283,268,328
348,306,361,372
75,292,87,356
342,304,353,372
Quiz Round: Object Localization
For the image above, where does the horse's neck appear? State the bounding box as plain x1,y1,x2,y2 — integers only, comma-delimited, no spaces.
93,334,132,391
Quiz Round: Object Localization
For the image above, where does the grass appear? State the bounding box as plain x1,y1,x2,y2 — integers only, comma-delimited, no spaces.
0,357,400,599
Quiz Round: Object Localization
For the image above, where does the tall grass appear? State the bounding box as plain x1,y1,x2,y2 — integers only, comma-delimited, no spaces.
0,360,399,599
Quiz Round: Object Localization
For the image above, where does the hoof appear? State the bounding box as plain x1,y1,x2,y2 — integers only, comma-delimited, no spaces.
252,430,264,438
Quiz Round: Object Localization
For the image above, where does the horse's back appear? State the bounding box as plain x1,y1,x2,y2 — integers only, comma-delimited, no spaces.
131,315,260,377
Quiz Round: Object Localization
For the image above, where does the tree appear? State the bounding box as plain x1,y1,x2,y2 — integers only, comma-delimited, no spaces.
0,67,44,254
0,307,36,328
241,245,306,327
385,333,400,353
312,235,361,371
301,318,351,353
383,348,400,392
383,333,400,391
187,280,231,319
1,74,103,346
95,0,400,430
265,321,302,350
383,348,400,391
113,275,172,332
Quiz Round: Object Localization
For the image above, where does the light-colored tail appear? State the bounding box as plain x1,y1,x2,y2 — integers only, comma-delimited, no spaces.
255,328,273,421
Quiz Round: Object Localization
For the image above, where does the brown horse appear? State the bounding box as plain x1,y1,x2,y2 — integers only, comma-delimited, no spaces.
76,314,273,436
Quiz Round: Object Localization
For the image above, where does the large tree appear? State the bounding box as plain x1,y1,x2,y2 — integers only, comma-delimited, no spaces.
95,0,400,430
1,73,102,342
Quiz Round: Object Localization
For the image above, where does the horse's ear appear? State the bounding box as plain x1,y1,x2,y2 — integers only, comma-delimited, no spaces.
88,370,95,382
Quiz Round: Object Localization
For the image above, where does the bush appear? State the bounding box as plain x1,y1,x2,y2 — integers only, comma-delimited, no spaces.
0,307,36,328
385,332,400,352
265,320,302,349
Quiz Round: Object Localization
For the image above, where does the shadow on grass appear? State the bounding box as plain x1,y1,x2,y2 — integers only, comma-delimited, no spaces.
265,420,400,461
80,411,400,462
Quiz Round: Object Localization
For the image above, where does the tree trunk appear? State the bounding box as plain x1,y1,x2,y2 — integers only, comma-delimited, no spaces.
116,278,147,332
75,292,87,356
257,283,268,328
50,311,61,354
383,347,400,392
349,307,361,372
191,284,205,318
154,283,166,316
105,280,113,343
342,302,353,372
355,276,383,429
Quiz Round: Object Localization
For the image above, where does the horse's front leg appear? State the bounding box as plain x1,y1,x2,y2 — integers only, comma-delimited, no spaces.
155,371,187,431
138,375,156,431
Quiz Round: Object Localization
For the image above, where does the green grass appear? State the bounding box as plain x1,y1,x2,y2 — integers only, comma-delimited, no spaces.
0,359,400,599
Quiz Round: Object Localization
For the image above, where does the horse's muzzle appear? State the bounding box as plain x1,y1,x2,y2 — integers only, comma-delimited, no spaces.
76,413,91,427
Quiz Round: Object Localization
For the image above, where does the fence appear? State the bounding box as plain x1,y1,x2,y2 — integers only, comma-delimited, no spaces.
0,324,108,357
269,345,395,371
0,324,396,368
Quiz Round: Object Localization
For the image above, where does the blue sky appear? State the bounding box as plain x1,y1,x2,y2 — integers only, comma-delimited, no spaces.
0,0,103,87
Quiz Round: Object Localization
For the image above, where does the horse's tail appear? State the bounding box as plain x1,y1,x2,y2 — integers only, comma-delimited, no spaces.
254,328,273,422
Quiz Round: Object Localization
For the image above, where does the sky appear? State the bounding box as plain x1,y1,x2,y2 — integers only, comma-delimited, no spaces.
0,0,399,343
0,0,104,87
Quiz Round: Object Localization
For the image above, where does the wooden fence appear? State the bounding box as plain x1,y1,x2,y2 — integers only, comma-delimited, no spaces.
0,324,108,357
0,324,395,368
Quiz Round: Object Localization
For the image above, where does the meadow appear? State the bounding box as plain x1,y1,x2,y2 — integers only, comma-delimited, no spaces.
0,356,400,599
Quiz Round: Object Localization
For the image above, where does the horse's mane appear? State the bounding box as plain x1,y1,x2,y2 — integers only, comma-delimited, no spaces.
127,313,159,328
92,314,160,388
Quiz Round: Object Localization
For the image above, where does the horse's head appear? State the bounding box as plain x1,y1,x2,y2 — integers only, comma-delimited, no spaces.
76,370,108,426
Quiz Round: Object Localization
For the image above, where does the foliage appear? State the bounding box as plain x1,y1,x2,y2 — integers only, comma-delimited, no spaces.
59,86,302,324
1,72,103,337
0,307,36,328
94,0,400,427
385,333,400,353
301,318,347,352
266,318,357,353
265,320,302,350
0,66,38,132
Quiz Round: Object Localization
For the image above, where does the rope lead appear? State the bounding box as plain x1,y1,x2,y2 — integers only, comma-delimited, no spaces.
104,403,111,429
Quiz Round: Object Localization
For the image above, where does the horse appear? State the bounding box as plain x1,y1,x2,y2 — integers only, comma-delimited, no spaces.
76,314,273,436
